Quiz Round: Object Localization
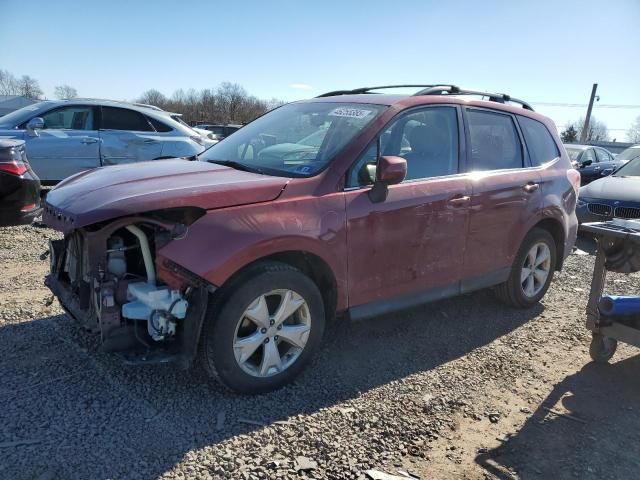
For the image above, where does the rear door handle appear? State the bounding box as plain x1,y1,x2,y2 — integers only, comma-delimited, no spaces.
81,137,98,144
448,194,470,207
143,139,159,144
523,183,539,193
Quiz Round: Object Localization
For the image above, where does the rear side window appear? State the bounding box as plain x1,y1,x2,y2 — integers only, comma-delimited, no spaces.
101,107,153,131
467,110,523,171
517,116,560,166
147,116,173,132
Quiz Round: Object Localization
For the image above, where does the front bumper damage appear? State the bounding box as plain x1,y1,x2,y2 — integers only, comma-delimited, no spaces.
44,212,212,369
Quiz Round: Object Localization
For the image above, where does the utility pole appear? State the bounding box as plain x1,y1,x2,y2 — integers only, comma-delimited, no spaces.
580,83,598,143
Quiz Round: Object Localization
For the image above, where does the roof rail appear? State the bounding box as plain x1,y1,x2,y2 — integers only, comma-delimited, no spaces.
316,85,449,98
316,84,533,111
413,85,534,111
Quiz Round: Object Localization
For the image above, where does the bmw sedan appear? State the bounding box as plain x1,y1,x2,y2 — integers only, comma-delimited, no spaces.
577,154,640,224
0,99,215,184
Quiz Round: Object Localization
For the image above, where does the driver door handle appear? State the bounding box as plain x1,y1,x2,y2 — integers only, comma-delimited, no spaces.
81,137,98,144
523,182,539,193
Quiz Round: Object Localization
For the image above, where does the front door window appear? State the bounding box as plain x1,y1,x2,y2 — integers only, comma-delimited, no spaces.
41,106,94,130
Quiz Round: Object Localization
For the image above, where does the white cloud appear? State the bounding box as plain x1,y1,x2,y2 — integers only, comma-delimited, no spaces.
289,83,313,90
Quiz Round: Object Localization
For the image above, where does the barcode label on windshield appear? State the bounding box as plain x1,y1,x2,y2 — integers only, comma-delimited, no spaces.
328,108,372,119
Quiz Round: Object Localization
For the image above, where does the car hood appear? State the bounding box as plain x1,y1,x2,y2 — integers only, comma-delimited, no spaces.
580,175,640,202
44,159,289,231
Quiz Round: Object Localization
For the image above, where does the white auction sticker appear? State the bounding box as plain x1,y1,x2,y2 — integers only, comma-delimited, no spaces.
328,107,372,119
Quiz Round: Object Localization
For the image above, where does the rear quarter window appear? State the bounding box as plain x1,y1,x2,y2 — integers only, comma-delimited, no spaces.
517,115,560,166
147,116,173,132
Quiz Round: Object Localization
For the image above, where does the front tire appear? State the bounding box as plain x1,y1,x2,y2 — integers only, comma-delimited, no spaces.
495,228,557,308
200,262,325,394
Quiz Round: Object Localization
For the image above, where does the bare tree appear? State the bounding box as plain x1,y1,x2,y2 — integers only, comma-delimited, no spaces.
628,116,640,143
17,75,43,100
54,84,78,99
137,89,167,108
566,116,610,142
217,82,248,123
0,69,19,95
135,82,280,125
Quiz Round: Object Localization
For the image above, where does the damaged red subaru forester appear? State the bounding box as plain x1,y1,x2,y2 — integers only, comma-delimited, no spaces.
44,85,580,393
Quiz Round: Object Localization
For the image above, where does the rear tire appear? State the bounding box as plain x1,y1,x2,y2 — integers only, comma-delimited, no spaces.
199,261,325,394
495,228,557,308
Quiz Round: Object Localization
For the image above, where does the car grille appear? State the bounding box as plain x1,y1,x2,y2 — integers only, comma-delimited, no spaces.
587,203,613,216
614,206,640,219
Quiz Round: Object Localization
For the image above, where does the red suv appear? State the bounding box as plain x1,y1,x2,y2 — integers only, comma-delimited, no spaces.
44,85,580,393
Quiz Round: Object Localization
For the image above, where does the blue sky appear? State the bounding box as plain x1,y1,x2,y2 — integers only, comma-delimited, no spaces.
1,0,639,138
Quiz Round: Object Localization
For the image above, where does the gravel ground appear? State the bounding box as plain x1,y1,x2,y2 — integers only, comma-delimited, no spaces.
1,224,639,480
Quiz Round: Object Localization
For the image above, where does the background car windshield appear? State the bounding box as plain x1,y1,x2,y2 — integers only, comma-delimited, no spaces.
615,147,640,162
613,157,640,177
199,102,385,177
0,102,52,127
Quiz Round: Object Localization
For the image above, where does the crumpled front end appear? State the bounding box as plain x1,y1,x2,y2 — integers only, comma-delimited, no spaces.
44,206,211,367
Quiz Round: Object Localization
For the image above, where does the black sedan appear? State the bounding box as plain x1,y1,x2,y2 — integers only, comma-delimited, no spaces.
577,154,640,225
564,144,624,185
0,139,41,227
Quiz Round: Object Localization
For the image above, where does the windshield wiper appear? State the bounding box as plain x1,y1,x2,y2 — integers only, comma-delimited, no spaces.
207,159,263,174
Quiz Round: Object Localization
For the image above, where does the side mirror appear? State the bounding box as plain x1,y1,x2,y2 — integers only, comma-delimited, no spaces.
368,155,407,203
26,117,44,136
601,168,614,176
580,159,592,168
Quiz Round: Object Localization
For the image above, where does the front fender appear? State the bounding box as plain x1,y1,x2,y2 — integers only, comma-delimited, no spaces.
157,193,348,309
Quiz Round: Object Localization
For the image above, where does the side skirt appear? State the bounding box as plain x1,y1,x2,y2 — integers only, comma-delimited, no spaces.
348,267,510,322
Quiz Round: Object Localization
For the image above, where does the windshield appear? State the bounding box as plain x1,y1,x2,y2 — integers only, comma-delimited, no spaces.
613,156,640,177
615,147,640,162
564,147,583,160
199,102,386,177
298,129,328,147
0,101,53,127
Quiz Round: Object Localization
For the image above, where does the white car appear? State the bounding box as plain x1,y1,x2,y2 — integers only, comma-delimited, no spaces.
0,99,216,183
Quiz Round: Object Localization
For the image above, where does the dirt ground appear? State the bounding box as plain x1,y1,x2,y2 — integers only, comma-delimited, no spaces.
1,224,639,480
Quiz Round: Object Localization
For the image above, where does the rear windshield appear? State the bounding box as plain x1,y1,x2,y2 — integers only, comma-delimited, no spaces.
199,102,386,177
564,147,583,160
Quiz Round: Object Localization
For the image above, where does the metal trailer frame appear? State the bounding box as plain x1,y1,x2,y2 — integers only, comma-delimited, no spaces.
582,221,640,362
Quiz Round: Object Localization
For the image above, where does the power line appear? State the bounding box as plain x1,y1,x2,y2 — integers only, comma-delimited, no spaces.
532,102,640,109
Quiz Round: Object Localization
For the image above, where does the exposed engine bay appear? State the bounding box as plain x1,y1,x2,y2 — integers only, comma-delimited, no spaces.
45,213,209,367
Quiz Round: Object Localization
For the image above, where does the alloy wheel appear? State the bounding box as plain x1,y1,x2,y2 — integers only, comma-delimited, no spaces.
520,242,551,298
233,289,311,377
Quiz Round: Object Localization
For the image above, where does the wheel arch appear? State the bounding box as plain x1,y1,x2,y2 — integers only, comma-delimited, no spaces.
217,250,339,323
530,217,566,270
